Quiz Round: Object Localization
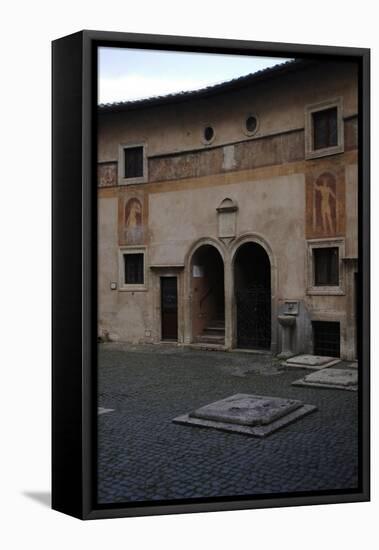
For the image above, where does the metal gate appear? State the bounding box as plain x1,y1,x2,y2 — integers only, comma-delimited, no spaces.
236,287,271,349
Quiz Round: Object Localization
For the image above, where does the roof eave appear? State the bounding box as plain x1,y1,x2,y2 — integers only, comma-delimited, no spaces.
98,58,315,114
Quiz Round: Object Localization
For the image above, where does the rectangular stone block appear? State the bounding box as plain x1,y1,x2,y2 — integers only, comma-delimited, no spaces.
190,394,303,426
292,368,358,391
284,354,341,369
174,393,317,437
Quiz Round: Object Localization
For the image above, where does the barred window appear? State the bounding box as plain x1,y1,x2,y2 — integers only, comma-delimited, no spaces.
124,253,144,285
313,321,340,357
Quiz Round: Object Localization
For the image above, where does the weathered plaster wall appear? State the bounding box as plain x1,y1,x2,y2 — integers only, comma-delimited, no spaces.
98,62,358,161
97,60,359,359
98,195,154,342
148,174,305,297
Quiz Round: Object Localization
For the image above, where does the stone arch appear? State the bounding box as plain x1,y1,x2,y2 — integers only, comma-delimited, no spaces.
231,232,276,268
185,236,227,266
216,197,238,212
230,233,278,352
184,238,227,345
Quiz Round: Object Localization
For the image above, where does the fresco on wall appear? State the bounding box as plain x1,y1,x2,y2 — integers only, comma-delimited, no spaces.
98,162,117,187
314,172,337,234
306,166,345,239
124,198,144,244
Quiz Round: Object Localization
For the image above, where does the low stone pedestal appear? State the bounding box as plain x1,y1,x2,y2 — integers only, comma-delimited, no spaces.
277,315,296,359
292,368,358,391
282,354,341,370
173,393,317,437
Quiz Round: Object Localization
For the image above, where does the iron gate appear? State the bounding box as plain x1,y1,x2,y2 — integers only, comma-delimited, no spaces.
236,287,271,349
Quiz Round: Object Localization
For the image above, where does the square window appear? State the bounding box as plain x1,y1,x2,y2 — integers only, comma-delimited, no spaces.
307,239,345,295
313,247,339,286
312,107,338,150
305,98,344,160
124,146,143,178
124,253,144,285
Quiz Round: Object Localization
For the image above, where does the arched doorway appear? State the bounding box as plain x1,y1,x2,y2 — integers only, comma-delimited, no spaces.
234,242,271,349
190,244,225,344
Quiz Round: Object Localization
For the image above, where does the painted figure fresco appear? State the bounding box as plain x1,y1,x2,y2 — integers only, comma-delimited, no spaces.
306,167,345,239
314,172,337,235
124,198,143,244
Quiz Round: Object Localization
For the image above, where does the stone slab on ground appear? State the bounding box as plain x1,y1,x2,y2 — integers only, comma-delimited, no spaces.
191,393,302,426
292,368,358,391
344,361,358,369
283,354,341,370
98,407,115,415
173,393,317,437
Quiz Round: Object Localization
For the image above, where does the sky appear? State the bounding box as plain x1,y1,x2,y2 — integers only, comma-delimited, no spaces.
98,47,291,105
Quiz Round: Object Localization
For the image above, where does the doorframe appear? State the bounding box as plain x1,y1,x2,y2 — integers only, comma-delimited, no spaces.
341,257,358,360
184,237,227,345
160,276,179,342
230,233,278,353
150,266,184,343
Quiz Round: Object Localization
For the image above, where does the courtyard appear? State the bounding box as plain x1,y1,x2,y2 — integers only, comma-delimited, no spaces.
97,343,358,504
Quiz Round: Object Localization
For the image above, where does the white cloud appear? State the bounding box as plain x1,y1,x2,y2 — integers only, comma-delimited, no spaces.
98,74,229,104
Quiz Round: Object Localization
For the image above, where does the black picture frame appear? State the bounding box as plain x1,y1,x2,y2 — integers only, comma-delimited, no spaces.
52,30,370,520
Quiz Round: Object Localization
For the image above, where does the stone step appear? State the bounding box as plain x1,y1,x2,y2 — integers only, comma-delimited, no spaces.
195,334,225,344
203,325,225,335
211,319,225,327
188,342,227,351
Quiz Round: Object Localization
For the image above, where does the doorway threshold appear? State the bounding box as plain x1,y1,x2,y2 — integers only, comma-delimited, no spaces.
232,348,272,356
187,343,227,352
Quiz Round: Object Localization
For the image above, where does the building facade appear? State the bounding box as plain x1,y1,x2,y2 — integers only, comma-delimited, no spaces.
97,59,358,361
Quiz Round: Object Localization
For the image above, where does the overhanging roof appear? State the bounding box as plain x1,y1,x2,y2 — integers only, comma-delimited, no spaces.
98,59,315,114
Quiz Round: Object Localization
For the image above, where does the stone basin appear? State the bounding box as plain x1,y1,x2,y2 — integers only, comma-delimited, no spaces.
278,314,296,327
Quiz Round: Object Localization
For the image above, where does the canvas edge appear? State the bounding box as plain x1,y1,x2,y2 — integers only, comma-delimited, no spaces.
52,29,370,521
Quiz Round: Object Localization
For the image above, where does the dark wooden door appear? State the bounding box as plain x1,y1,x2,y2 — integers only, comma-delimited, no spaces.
161,277,178,341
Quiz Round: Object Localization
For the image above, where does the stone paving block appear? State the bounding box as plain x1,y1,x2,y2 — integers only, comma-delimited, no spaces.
292,368,358,391
173,393,317,437
98,344,358,503
283,354,341,370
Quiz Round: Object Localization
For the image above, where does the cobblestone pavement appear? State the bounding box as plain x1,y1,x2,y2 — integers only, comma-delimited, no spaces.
97,343,359,504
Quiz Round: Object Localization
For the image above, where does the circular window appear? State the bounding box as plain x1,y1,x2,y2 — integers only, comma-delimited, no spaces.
203,125,215,143
244,114,259,136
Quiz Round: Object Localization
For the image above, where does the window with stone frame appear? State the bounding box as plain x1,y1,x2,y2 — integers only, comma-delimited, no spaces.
313,247,339,286
305,98,344,159
307,239,345,296
118,143,148,185
124,146,144,179
312,107,338,150
123,252,144,285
